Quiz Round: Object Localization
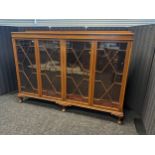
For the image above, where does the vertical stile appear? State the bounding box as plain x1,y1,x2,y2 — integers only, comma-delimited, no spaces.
12,38,21,93
88,41,97,105
60,40,67,100
119,41,133,111
34,39,42,97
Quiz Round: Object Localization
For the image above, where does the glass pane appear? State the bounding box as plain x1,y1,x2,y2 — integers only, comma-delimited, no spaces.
39,40,61,97
94,42,127,106
16,40,37,93
66,41,91,102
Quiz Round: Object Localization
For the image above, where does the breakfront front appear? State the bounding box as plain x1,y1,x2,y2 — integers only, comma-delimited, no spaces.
12,31,133,123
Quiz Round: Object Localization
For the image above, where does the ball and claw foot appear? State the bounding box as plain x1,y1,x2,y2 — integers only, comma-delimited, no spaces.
19,97,23,103
117,117,123,125
61,107,66,112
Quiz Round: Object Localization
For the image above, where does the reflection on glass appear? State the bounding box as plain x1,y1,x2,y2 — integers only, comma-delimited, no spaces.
16,40,37,93
39,40,61,97
66,41,91,102
94,42,127,106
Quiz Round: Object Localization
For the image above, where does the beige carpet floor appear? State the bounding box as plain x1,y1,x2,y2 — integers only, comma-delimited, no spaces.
0,93,138,135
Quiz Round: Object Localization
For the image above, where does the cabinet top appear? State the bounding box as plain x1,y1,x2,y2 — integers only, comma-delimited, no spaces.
12,30,133,35
12,31,134,41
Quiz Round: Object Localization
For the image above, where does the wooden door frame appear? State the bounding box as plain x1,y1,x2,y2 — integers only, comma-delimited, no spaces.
119,41,133,112
12,38,38,96
64,40,94,105
37,39,64,100
88,40,133,112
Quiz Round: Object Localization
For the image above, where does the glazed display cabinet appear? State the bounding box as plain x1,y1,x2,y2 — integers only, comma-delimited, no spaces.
12,31,133,123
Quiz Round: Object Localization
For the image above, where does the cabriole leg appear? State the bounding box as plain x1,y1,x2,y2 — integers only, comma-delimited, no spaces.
61,106,66,112
19,97,24,103
117,117,123,125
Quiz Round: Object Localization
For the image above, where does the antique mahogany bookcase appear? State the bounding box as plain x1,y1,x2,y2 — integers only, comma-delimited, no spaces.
12,31,133,123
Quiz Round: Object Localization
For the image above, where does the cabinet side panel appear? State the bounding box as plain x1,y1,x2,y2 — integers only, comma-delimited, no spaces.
12,38,21,93
119,41,133,111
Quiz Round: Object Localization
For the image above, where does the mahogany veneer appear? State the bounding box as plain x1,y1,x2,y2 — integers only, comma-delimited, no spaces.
12,31,134,123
